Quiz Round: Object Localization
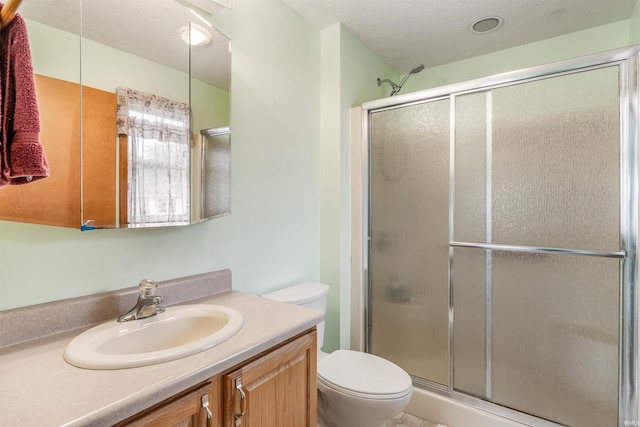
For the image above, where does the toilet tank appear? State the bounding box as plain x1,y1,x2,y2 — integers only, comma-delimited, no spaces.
262,282,329,350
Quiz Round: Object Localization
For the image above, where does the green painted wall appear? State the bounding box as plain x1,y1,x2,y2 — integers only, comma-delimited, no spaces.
27,19,80,83
319,24,342,352
319,24,398,351
631,1,640,44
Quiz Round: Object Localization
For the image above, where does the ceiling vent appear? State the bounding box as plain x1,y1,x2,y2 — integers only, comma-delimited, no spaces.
469,16,503,33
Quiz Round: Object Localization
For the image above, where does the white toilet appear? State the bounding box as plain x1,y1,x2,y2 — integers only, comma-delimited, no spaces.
263,282,413,427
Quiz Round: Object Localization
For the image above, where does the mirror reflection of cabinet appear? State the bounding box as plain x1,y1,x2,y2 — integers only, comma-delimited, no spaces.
0,75,81,228
0,0,231,230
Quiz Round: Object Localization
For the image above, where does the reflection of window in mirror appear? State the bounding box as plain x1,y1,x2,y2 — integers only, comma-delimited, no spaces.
116,87,191,228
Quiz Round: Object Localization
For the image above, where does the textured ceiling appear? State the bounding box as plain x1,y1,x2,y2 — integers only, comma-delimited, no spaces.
20,0,231,89
20,0,638,87
281,0,638,73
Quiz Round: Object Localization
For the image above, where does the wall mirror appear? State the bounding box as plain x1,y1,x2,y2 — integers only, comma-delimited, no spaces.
0,0,231,229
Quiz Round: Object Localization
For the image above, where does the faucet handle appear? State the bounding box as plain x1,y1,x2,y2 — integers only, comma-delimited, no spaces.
139,279,159,297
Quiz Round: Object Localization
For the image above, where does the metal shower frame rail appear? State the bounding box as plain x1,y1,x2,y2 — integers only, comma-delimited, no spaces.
361,45,640,427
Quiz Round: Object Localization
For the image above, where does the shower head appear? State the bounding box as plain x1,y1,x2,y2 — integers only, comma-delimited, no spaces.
410,64,425,74
390,64,426,96
378,64,426,97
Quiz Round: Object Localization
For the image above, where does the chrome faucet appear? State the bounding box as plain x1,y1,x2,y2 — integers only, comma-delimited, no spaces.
118,279,165,322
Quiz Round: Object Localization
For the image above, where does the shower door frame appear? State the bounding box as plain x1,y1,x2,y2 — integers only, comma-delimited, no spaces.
360,45,639,427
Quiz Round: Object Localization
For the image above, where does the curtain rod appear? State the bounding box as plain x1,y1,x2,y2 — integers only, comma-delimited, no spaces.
1,0,24,29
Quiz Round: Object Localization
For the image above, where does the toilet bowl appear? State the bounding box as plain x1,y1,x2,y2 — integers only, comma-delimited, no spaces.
262,282,413,427
317,349,412,427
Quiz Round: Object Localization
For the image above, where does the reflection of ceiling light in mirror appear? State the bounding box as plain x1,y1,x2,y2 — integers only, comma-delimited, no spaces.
180,24,212,46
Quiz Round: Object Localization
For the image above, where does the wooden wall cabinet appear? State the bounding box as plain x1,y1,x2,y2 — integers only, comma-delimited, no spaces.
117,329,317,427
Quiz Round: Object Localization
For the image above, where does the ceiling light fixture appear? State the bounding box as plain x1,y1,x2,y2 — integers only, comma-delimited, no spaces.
469,16,503,34
180,24,212,46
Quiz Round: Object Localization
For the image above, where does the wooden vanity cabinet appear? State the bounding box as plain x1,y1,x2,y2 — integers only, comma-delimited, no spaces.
115,379,222,427
116,329,317,427
223,330,317,427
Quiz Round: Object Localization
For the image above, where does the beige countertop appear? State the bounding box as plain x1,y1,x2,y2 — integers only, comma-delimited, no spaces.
0,276,323,427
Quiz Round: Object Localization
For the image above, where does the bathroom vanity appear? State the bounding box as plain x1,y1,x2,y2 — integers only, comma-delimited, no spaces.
116,330,316,426
0,270,322,426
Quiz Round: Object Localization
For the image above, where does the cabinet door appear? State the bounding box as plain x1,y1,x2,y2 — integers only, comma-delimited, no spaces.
119,378,221,427
224,330,317,427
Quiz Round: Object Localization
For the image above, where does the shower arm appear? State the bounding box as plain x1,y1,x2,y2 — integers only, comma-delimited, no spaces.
376,78,399,96
390,72,414,96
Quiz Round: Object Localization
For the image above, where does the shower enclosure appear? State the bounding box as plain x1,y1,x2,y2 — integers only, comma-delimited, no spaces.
362,46,639,427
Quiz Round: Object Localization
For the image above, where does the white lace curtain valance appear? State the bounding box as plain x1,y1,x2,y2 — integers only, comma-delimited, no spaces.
116,86,191,142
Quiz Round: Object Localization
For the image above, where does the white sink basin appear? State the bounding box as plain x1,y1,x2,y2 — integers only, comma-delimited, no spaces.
64,304,244,369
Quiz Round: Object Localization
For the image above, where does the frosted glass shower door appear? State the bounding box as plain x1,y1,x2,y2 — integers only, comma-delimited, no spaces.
369,98,450,385
452,66,622,427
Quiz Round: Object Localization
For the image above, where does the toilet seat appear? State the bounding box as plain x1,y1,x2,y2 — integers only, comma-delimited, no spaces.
318,350,412,400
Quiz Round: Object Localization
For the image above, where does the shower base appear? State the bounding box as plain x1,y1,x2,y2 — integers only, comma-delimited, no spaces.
405,388,528,427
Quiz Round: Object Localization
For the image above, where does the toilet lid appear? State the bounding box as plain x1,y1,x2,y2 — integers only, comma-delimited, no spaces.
317,350,412,397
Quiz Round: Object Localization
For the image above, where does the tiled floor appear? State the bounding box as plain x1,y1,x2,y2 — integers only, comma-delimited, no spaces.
386,411,446,427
